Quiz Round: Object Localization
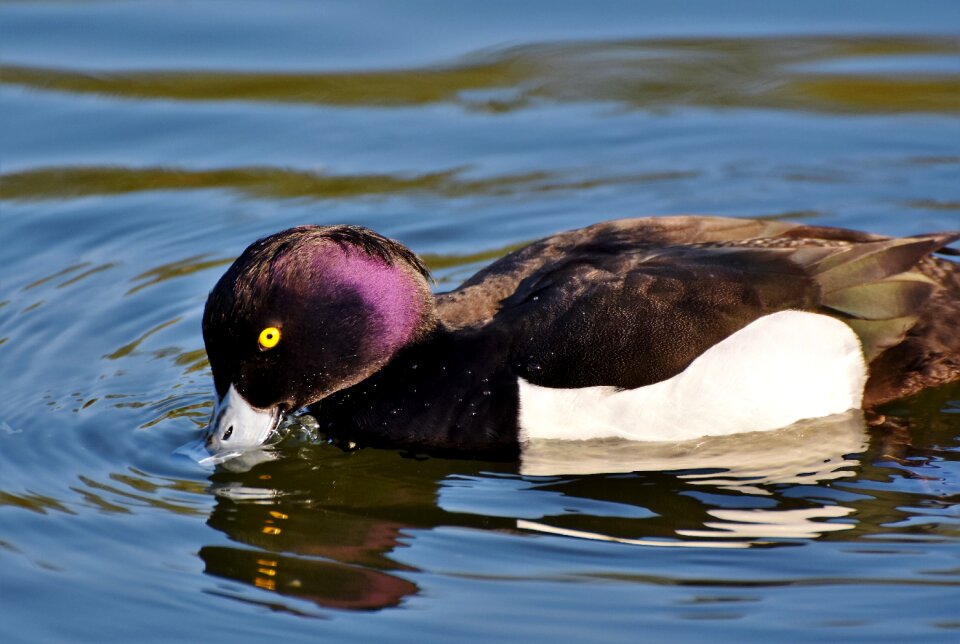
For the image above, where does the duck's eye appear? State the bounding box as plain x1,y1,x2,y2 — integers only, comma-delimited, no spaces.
258,326,281,350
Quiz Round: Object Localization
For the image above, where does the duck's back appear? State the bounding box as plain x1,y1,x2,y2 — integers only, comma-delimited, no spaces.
436,216,960,404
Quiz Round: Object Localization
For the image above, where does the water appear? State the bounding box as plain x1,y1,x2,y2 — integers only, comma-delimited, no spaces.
1,1,959,641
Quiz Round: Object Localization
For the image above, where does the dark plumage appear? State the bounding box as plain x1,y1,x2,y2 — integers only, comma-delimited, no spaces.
202,216,960,457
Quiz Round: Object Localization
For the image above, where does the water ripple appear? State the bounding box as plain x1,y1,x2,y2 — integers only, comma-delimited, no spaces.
3,36,957,113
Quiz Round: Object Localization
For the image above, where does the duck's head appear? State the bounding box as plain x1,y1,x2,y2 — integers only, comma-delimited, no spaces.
201,225,435,454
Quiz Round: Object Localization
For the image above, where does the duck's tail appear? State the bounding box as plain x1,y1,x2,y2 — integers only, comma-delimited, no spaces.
807,231,960,405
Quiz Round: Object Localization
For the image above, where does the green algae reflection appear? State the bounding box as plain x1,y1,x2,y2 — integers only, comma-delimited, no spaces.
2,35,958,114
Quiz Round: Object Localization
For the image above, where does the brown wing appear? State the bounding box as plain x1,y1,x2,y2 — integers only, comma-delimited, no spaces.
436,215,876,327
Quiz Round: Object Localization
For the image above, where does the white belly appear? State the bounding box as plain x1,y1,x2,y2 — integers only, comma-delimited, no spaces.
517,310,867,443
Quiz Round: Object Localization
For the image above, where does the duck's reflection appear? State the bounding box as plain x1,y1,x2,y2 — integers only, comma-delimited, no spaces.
676,505,856,540
198,411,876,612
199,453,516,612
199,545,417,611
519,411,867,483
467,412,867,545
200,491,421,611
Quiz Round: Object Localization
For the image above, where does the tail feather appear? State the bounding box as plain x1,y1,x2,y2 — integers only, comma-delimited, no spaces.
822,276,936,321
843,316,920,361
814,234,958,292
808,232,960,361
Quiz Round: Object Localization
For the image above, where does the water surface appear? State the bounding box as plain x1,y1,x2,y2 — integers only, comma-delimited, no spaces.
1,1,959,641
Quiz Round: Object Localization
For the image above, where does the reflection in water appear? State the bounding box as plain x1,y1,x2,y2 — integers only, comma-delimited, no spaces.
103,317,181,360
677,505,855,540
516,520,755,548
521,411,867,484
200,546,418,612
127,254,234,296
2,36,957,113
198,453,514,612
0,165,694,203
518,413,866,544
21,263,92,291
195,412,879,610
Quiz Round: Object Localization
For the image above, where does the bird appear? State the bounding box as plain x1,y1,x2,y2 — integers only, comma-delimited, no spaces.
200,215,960,460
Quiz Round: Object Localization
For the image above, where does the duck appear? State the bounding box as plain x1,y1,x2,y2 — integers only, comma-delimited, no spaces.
200,215,960,460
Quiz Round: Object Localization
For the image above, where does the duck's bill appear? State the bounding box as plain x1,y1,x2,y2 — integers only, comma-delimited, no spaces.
203,384,283,456
175,437,280,470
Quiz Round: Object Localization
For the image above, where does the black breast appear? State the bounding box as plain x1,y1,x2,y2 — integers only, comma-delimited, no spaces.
310,328,521,458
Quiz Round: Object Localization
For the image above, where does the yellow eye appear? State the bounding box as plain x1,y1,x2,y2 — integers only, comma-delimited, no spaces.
258,326,281,350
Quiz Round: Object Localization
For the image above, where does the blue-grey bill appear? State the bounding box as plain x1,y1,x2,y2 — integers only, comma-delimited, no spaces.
206,384,282,452
174,384,283,466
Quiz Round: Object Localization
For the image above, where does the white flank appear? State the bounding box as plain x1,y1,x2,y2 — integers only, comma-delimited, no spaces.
518,311,867,442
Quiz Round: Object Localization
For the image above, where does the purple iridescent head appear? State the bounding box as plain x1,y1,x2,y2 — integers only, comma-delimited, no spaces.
201,225,435,453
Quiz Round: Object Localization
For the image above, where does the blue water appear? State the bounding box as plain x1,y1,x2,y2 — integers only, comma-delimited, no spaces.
1,1,959,641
